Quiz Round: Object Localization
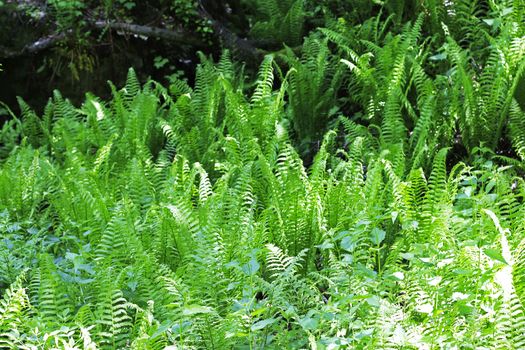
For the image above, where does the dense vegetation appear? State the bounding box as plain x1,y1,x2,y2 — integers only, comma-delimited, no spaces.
2,1,525,349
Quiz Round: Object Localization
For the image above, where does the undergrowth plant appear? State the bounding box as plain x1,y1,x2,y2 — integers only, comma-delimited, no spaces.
249,0,305,47
1,1,525,349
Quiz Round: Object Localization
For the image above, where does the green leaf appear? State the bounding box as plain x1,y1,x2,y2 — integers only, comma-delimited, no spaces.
242,257,260,276
154,56,169,69
123,1,135,10
429,53,447,61
182,305,213,316
251,318,277,331
341,236,355,252
299,316,318,330
391,211,399,223
484,248,508,265
315,241,334,250
370,228,386,245
366,295,380,307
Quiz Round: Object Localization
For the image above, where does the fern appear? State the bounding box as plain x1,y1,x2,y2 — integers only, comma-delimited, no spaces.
2,8,525,347
0,271,30,349
250,0,305,47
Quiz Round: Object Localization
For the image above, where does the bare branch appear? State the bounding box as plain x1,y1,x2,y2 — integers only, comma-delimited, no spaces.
0,32,67,58
0,2,265,61
0,20,204,58
90,21,204,47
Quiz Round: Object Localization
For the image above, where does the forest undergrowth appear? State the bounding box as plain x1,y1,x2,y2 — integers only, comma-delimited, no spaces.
2,1,525,349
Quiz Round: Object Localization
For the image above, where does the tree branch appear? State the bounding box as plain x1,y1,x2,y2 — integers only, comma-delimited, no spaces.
0,32,67,58
0,2,265,61
0,20,206,59
90,20,204,47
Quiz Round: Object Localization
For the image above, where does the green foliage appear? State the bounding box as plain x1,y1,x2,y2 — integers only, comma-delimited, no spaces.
282,35,345,154
250,0,306,47
48,0,85,30
2,1,525,348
